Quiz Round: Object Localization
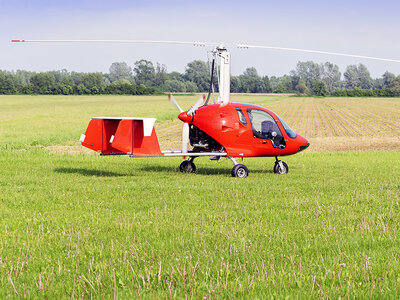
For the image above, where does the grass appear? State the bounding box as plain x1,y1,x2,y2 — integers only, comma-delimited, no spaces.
1,95,400,298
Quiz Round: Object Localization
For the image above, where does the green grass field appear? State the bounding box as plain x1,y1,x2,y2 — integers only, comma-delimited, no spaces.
1,95,400,298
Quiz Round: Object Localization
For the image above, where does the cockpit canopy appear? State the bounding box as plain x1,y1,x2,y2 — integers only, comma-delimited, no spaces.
246,108,286,148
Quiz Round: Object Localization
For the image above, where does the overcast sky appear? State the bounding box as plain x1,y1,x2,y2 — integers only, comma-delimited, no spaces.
1,0,400,77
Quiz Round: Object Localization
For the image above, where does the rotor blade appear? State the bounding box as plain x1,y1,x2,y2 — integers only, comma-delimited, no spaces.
236,44,400,63
168,94,183,113
12,39,400,63
182,123,189,153
11,39,212,47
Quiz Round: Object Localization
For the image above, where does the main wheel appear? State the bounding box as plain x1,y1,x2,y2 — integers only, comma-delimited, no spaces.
273,161,288,174
179,160,196,173
231,164,249,178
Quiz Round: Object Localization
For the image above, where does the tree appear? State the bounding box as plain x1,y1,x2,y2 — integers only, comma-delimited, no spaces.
273,76,294,93
59,75,74,87
296,79,309,94
0,72,17,94
292,61,322,89
185,81,198,93
239,67,267,93
74,84,88,95
321,62,341,92
230,76,241,93
262,76,272,93
105,80,137,95
15,70,31,85
390,75,400,96
154,63,167,86
344,64,372,89
372,78,384,89
70,71,83,85
312,80,328,96
168,71,184,81
48,70,68,83
382,71,395,89
134,60,155,86
184,60,209,92
30,72,55,94
81,73,105,94
357,64,373,89
18,84,34,94
54,83,73,95
164,80,186,92
109,62,132,83
344,65,359,89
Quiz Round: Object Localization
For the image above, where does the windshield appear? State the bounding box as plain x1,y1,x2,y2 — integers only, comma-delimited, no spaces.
275,114,297,139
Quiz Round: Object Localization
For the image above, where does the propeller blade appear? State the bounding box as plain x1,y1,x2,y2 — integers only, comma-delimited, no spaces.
168,94,183,113
182,123,189,153
188,95,205,116
194,95,205,109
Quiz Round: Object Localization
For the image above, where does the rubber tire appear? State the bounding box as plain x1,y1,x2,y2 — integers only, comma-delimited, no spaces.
179,160,196,173
231,164,249,178
273,161,289,174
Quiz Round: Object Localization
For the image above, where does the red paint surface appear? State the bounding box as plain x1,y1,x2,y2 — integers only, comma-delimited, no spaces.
82,119,163,156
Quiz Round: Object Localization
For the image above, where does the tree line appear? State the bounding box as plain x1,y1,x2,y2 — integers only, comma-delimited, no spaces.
1,59,399,96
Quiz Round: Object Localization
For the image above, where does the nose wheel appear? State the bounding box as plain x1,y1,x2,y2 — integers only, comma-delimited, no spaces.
274,157,288,174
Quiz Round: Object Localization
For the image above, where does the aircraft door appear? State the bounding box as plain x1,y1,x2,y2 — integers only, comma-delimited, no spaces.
247,109,286,149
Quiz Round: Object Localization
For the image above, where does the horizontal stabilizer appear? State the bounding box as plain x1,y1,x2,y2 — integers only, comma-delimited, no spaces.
81,117,163,156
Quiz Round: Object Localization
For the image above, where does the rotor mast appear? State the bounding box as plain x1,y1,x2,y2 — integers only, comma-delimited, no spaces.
215,44,231,105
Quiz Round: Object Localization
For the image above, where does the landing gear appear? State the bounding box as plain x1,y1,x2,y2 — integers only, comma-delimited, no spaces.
179,158,196,173
231,164,249,178
229,157,249,178
274,156,288,174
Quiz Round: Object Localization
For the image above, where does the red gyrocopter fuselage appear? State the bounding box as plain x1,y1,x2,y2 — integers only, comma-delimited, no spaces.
179,102,309,158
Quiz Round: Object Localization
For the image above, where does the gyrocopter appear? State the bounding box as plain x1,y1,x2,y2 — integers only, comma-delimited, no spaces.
12,39,400,177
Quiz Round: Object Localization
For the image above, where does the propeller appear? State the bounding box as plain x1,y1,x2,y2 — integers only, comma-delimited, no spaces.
168,94,205,153
168,94,183,113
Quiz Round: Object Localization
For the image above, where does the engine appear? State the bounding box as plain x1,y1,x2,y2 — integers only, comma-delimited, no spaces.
189,125,222,152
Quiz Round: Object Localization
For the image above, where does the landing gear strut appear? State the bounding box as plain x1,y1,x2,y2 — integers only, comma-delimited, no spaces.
274,156,288,174
179,157,196,173
229,157,249,178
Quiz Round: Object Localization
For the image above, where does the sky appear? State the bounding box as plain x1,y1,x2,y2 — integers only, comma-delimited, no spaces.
1,0,400,78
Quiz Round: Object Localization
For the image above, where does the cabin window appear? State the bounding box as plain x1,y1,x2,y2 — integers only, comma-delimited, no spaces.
247,109,286,148
275,114,297,139
236,108,247,125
